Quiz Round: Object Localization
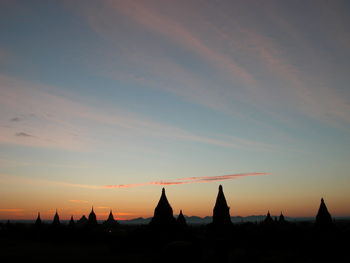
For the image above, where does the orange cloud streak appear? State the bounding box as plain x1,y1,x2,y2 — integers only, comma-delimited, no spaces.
105,172,269,188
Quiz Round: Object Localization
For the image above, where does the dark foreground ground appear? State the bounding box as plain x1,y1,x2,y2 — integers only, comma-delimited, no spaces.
1,221,349,263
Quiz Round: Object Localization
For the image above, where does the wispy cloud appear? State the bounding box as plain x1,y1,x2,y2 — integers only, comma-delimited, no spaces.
0,75,273,151
15,132,34,137
77,1,350,129
105,172,269,188
1,172,268,190
85,0,255,87
127,2,254,84
10,117,21,122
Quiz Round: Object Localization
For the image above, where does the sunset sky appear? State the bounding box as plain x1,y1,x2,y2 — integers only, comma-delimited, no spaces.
1,0,350,220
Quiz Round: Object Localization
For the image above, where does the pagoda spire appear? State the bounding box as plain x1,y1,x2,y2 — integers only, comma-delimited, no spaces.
104,209,118,228
315,198,333,228
107,210,115,221
52,209,60,226
279,212,286,223
108,210,115,222
69,215,75,227
263,211,274,224
35,212,42,226
177,210,187,228
150,188,176,227
88,206,97,226
77,215,88,226
212,185,232,226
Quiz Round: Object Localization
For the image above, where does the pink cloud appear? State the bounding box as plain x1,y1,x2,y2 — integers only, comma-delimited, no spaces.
105,172,269,188
1,171,269,192
0,75,274,152
179,172,268,182
73,1,350,130
90,1,256,86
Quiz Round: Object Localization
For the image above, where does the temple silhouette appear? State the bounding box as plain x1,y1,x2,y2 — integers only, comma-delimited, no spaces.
104,210,118,226
30,187,337,230
315,197,333,228
212,185,232,227
279,212,285,222
88,207,98,226
176,210,187,229
77,215,88,226
68,216,75,228
35,212,41,226
150,188,176,227
262,211,274,225
1,186,348,262
52,210,60,226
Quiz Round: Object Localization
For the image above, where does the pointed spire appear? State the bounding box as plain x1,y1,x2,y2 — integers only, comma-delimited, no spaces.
279,212,286,223
88,206,97,226
315,197,332,228
150,188,176,227
77,215,88,226
104,209,118,227
107,210,116,222
52,209,60,226
35,212,42,226
212,185,232,226
177,210,187,228
263,210,274,224
69,215,75,227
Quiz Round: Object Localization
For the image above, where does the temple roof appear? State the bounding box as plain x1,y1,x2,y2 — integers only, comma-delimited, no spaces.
104,210,118,226
52,210,60,225
77,215,88,225
107,210,115,221
212,185,232,225
157,188,172,210
279,212,285,222
69,215,75,227
150,188,176,226
177,210,187,227
35,212,41,225
263,211,274,224
88,206,97,225
316,198,332,227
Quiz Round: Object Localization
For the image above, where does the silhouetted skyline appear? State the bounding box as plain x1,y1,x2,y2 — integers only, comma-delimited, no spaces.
18,186,336,227
1,0,350,221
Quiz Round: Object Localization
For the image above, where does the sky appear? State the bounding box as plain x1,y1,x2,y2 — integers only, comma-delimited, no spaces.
0,0,350,220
